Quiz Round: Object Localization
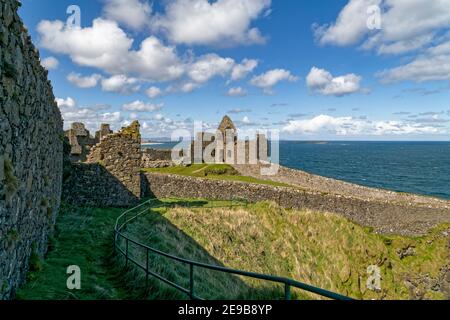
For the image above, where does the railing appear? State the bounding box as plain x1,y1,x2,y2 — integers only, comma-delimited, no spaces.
113,198,354,301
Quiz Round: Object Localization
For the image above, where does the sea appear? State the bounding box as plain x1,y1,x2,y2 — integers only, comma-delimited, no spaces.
142,141,450,200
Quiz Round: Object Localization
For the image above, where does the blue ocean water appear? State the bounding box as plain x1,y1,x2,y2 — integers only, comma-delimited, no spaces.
144,141,450,200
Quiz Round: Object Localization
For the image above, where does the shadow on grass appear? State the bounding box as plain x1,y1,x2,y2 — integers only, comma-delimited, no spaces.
16,199,308,300
115,204,305,300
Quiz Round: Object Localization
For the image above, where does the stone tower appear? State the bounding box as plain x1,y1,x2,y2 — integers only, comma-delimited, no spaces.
216,116,237,163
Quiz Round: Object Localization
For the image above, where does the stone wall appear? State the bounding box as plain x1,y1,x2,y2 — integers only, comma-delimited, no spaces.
62,122,142,207
62,163,139,208
64,122,97,162
142,173,448,236
142,148,172,162
0,0,63,299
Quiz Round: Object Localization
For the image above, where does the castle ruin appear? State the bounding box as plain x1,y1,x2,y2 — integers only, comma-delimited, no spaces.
190,116,269,165
62,121,142,207
64,123,113,162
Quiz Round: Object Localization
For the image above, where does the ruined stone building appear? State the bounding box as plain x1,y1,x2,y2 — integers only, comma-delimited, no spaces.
62,121,142,207
190,116,269,165
141,116,269,166
64,123,112,162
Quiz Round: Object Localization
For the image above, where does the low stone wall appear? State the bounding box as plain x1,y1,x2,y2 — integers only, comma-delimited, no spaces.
142,148,172,162
143,173,449,236
62,163,139,208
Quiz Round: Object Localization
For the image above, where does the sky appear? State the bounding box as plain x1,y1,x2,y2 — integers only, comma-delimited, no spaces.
18,0,450,140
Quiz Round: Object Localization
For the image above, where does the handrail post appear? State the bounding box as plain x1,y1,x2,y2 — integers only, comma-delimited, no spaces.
113,230,116,251
125,238,129,268
284,283,291,300
189,264,194,300
146,248,149,286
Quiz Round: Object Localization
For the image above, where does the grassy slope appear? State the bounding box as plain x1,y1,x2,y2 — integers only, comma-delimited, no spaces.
17,200,449,300
142,164,293,188
129,202,449,300
16,205,128,300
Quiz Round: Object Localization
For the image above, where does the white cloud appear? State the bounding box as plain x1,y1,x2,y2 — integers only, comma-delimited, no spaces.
179,82,202,93
41,56,59,70
166,81,203,94
38,19,132,72
227,87,247,97
101,74,140,93
146,86,163,98
56,97,76,109
242,116,251,124
38,18,184,82
63,109,122,123
188,54,235,83
102,0,152,30
227,108,251,114
374,34,435,55
151,0,271,46
37,17,261,92
250,69,298,94
122,100,164,112
67,72,101,88
314,0,381,47
56,97,123,131
306,67,364,97
315,0,450,52
315,0,450,83
283,114,441,136
231,59,258,81
377,53,450,83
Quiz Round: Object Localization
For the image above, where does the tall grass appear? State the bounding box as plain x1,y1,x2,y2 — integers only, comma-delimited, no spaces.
17,201,449,300
129,202,449,300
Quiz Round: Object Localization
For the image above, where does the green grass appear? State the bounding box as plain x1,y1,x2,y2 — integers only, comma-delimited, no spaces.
142,164,293,188
126,201,449,300
16,204,128,300
16,200,449,300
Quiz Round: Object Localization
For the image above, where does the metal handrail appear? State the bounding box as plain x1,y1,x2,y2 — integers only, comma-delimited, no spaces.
113,198,354,301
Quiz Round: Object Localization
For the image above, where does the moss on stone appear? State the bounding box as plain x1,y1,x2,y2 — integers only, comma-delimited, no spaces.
3,61,17,79
6,229,20,247
4,158,19,197
119,121,141,140
28,243,43,277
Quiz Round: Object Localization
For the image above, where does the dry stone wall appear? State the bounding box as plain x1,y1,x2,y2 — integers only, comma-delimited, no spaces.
143,173,449,236
62,163,139,208
142,148,173,162
0,0,63,299
63,121,142,207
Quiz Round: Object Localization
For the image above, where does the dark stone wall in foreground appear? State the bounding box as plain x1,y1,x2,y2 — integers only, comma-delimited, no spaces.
0,0,63,299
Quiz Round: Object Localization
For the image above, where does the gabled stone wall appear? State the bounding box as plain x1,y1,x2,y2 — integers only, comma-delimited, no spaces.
0,0,63,299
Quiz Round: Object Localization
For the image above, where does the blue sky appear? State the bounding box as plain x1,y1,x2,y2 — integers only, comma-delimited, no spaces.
19,0,450,140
